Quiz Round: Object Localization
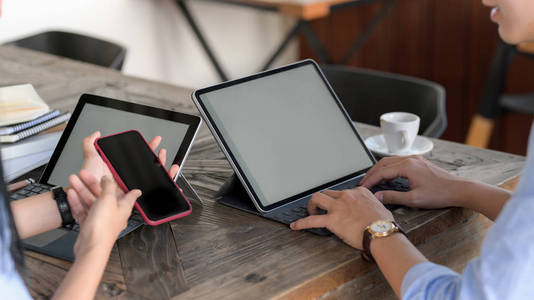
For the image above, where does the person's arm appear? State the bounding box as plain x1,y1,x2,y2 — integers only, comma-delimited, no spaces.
290,188,427,297
371,234,427,297
52,177,141,300
8,132,178,240
51,244,112,300
291,155,527,299
360,155,512,221
10,191,62,239
454,180,511,221
289,187,464,298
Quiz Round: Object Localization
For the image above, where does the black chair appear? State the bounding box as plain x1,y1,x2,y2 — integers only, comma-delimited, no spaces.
321,65,447,138
5,31,127,71
466,39,534,148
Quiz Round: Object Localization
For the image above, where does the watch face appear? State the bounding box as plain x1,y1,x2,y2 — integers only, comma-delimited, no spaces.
370,221,394,234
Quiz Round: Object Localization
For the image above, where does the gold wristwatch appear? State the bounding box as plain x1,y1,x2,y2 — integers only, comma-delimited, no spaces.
362,220,405,262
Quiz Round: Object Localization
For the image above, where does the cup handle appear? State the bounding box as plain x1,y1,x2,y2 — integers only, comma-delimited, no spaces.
400,130,409,151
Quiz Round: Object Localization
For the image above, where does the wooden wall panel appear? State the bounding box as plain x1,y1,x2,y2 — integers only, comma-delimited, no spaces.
299,0,534,155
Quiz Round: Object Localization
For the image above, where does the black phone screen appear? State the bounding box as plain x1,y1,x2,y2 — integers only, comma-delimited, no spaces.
96,130,190,221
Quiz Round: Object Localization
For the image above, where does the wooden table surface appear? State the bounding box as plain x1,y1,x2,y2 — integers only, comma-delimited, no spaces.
0,45,526,300
206,0,360,20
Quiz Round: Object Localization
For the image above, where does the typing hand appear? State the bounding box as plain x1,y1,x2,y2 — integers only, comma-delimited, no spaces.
360,155,466,209
67,132,180,224
290,188,393,250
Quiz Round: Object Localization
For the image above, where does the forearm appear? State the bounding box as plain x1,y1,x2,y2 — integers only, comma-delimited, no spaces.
371,233,427,298
52,245,112,300
10,191,62,239
453,180,512,221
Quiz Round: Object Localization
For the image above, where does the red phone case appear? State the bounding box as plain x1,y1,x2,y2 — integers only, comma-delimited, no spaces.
94,129,192,226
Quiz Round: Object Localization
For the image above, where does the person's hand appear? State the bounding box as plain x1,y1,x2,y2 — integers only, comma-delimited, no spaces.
67,132,180,224
80,132,177,180
290,188,393,250
360,155,467,209
79,131,112,181
73,177,141,258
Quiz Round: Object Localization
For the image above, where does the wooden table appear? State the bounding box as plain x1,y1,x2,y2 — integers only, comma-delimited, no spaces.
175,0,398,81
0,45,525,299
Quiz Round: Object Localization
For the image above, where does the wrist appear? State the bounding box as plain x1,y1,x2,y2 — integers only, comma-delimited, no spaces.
362,219,404,262
75,240,114,260
448,178,478,207
369,231,407,254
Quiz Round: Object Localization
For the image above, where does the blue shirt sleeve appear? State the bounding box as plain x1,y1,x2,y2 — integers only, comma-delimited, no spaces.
401,124,534,300
401,262,461,300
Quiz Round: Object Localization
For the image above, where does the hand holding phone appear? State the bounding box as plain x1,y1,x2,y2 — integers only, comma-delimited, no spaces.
94,130,192,225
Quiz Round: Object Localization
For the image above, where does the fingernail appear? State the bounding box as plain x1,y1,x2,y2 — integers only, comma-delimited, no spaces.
375,192,383,201
290,222,295,229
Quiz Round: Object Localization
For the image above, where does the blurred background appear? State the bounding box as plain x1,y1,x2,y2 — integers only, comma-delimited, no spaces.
1,0,533,155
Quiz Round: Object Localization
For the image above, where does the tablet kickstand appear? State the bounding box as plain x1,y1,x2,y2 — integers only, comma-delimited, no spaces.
216,174,260,215
176,173,204,206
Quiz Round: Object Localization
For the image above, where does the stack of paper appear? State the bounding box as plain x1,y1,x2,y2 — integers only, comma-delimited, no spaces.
0,84,50,126
0,84,68,182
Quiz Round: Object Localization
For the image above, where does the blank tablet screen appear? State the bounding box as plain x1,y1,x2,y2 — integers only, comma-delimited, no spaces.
46,103,190,187
198,63,374,207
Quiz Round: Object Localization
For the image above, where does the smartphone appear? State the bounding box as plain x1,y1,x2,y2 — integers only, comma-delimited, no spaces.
94,130,192,225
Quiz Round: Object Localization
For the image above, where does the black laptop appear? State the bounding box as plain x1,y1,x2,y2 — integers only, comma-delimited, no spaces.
193,59,409,235
9,94,202,261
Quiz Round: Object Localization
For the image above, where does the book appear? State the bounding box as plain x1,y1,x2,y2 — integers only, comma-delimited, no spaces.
0,112,70,143
40,122,67,135
0,131,62,160
0,84,50,126
0,109,61,135
2,149,55,182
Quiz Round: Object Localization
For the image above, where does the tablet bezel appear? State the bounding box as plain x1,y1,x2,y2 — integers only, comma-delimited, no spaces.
193,59,377,213
40,93,202,185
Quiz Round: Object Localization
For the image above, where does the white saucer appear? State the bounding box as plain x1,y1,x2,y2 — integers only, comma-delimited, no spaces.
364,134,434,157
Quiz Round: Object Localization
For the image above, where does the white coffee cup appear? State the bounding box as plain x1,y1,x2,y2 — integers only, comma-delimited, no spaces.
380,112,420,154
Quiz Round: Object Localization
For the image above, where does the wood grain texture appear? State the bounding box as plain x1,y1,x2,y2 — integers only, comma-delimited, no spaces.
118,224,188,299
1,45,525,299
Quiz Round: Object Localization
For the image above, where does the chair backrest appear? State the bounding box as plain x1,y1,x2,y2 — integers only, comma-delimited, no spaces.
6,31,127,71
518,42,534,56
321,65,447,138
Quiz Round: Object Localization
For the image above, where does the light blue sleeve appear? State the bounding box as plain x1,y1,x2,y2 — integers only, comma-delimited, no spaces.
402,193,534,300
401,125,534,300
0,271,32,300
401,262,461,300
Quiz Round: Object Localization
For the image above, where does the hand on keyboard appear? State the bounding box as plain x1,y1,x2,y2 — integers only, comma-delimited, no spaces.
290,188,394,250
360,155,466,209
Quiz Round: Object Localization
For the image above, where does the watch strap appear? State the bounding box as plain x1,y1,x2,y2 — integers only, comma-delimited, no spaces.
362,229,375,262
52,186,75,227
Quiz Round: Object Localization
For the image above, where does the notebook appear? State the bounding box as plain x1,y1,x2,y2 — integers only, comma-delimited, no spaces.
0,109,61,135
0,112,70,143
0,84,50,126
1,131,62,160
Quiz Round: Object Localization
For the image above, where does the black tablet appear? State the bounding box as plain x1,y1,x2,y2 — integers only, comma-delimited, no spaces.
40,94,202,187
193,60,375,213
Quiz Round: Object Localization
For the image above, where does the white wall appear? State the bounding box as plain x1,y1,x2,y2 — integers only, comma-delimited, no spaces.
0,0,298,88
